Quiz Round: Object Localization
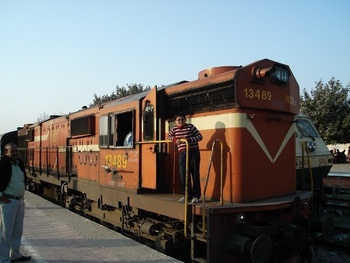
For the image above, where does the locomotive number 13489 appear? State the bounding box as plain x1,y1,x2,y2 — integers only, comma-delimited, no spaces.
104,154,128,169
244,88,272,100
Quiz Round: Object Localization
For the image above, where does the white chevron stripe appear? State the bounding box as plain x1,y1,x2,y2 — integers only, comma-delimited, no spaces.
169,113,294,163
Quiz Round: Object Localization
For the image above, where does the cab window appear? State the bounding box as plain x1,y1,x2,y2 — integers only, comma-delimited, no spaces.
99,111,134,148
296,119,318,138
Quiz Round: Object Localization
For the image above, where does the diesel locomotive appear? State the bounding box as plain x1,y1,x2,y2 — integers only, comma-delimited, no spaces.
295,114,333,190
4,59,333,262
295,115,333,216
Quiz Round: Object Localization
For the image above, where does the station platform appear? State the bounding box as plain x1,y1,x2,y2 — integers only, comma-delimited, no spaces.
20,191,182,263
328,163,349,176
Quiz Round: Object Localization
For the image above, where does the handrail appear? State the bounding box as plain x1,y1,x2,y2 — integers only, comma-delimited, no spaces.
181,139,190,238
202,139,223,238
301,141,313,193
135,139,172,145
301,141,314,209
19,146,74,179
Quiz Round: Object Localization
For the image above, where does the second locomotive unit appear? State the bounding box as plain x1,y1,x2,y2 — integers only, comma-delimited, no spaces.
16,59,331,263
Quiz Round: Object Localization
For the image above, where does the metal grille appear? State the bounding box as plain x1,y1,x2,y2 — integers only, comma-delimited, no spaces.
71,115,95,136
165,79,237,117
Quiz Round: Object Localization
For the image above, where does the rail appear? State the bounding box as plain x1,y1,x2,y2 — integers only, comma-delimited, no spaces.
18,146,74,181
202,139,224,238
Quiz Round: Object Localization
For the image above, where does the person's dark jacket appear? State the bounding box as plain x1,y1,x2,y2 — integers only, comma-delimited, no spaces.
0,155,26,192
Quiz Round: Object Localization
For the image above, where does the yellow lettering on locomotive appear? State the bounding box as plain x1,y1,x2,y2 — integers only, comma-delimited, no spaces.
285,94,297,105
254,89,260,99
104,154,128,168
105,155,112,167
112,155,117,166
122,155,127,168
244,88,272,100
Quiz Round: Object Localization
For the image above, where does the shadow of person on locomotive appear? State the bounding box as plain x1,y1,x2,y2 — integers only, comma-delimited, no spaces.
206,121,230,201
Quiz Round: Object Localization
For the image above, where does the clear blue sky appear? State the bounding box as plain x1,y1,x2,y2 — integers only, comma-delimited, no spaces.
0,0,349,135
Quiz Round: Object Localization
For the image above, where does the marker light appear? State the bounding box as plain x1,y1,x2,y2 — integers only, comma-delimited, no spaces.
307,141,317,152
236,213,246,224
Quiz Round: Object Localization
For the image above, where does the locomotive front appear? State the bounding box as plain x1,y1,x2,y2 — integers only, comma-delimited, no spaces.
166,59,300,203
165,59,317,262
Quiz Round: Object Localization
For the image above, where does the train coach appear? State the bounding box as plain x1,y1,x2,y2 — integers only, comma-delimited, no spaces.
12,59,333,263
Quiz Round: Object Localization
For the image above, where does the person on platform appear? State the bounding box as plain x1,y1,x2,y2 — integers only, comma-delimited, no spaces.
0,143,31,262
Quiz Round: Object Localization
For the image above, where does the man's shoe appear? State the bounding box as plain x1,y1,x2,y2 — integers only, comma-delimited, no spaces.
191,197,199,203
11,255,31,262
178,197,185,202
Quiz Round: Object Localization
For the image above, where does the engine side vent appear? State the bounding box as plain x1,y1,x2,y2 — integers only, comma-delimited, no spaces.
165,79,237,117
71,115,95,137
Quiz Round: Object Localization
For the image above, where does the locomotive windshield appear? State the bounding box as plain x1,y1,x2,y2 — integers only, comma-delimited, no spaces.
296,119,318,138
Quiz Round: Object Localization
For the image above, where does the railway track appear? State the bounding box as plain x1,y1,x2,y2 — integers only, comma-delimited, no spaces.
326,196,350,209
311,225,350,263
310,190,350,262
315,226,350,249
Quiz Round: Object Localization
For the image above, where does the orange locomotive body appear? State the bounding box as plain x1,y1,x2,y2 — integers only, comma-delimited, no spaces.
18,59,329,263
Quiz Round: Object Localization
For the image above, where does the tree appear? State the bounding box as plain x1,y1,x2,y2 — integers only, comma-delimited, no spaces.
90,83,150,107
300,78,350,144
36,112,51,122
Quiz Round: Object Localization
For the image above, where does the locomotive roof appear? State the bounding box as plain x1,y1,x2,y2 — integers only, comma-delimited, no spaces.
101,81,188,109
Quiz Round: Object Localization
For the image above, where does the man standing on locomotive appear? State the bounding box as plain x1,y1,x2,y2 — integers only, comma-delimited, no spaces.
0,143,31,262
168,114,203,203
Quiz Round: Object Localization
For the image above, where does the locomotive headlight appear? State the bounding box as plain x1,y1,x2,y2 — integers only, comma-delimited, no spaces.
270,66,289,85
307,141,317,152
236,213,246,224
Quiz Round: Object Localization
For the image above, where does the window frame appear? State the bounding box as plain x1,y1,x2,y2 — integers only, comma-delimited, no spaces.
99,110,134,148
